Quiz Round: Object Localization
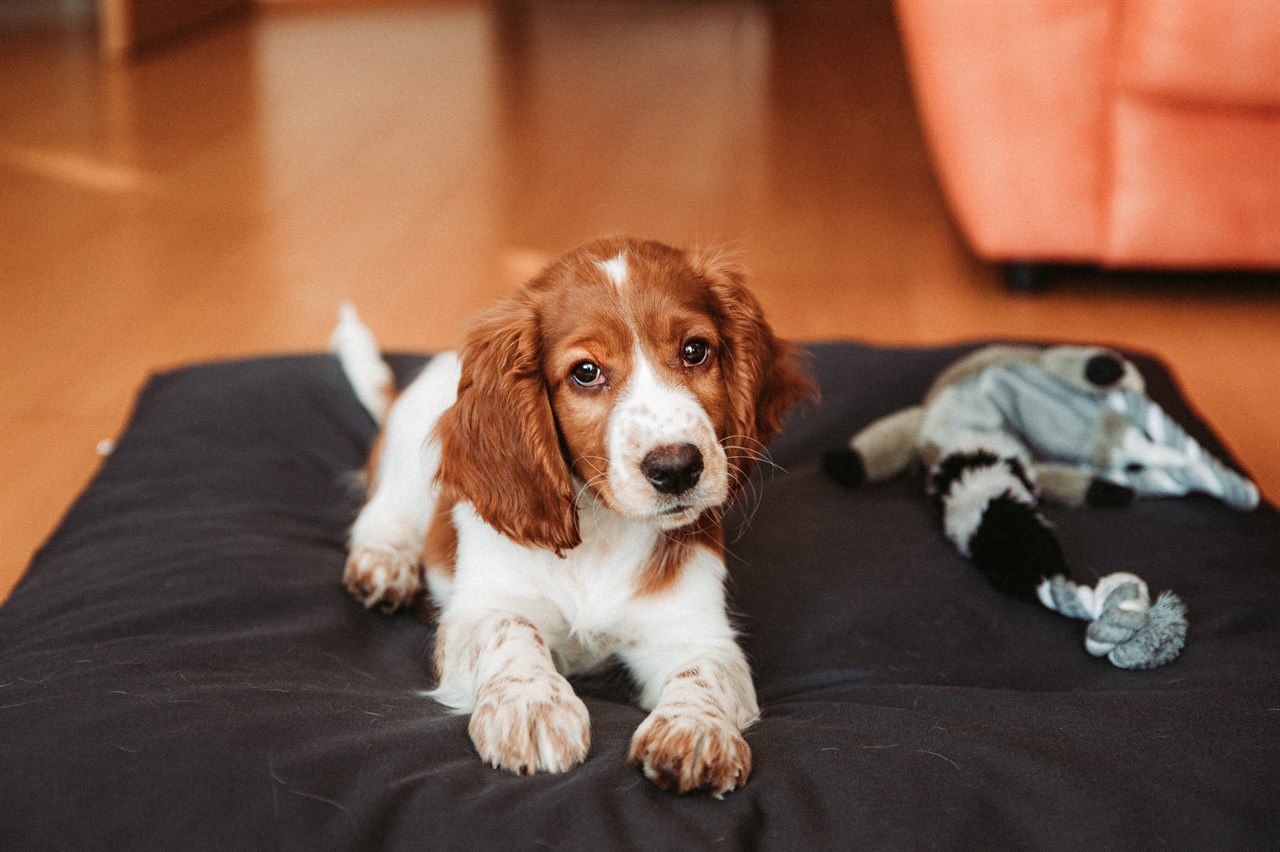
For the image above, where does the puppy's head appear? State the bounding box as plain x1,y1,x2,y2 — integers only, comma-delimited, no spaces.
436,237,815,555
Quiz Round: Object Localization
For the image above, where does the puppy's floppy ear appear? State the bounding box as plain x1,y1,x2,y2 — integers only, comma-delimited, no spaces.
435,295,581,556
696,251,817,465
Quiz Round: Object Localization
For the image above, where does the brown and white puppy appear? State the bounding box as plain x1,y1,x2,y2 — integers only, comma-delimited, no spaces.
332,236,813,796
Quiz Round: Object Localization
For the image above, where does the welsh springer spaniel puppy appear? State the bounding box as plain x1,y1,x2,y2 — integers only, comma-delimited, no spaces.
332,237,814,796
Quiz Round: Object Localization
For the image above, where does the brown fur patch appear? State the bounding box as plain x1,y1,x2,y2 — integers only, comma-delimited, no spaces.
633,519,724,597
434,299,581,556
422,493,459,579
363,431,385,498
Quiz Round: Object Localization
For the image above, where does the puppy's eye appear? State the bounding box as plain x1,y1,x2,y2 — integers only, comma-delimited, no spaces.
570,361,604,387
681,339,711,367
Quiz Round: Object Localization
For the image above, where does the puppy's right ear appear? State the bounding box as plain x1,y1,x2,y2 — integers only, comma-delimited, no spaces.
435,297,581,556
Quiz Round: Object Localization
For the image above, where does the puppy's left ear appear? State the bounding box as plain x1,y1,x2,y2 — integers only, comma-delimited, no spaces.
435,295,581,556
697,252,817,454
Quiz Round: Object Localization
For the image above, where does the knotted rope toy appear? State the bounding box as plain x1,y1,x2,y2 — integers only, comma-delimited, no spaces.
823,344,1260,670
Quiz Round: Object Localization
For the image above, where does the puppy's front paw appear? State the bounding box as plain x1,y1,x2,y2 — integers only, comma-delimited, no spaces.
468,675,591,775
343,544,422,612
629,710,751,797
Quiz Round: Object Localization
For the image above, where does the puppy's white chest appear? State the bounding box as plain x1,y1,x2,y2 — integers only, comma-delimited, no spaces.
447,500,658,675
541,513,658,665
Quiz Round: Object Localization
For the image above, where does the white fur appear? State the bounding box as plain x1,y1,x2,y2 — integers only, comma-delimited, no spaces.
605,346,729,527
329,303,395,424
597,252,629,289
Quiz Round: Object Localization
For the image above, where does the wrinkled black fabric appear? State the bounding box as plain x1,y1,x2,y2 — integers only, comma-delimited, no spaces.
2,343,1278,851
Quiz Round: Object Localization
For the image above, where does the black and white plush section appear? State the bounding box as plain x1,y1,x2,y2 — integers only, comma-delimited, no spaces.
928,449,1038,553
929,446,1062,596
1,342,1278,851
921,441,1188,669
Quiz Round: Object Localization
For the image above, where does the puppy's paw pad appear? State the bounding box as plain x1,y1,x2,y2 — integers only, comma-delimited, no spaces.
469,676,590,775
343,544,422,612
628,710,751,797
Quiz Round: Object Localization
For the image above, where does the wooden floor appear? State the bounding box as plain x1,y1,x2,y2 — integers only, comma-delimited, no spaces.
2,1,1277,601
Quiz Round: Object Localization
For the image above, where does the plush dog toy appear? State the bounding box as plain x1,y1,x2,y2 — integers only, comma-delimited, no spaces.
822,344,1260,670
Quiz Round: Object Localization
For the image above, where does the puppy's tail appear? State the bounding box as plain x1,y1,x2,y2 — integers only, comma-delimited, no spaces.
330,302,395,425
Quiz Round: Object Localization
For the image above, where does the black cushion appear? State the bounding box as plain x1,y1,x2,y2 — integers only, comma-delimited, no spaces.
2,342,1278,850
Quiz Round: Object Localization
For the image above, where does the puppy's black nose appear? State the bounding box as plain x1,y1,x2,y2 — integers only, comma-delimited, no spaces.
641,443,704,496
1085,353,1125,387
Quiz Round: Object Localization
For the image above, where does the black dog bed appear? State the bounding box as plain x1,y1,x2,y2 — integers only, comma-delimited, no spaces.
2,342,1277,850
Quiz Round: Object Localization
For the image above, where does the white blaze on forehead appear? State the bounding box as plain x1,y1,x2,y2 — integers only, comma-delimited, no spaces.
596,252,629,289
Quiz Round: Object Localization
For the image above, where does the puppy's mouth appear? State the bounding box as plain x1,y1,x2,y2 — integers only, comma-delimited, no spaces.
650,501,714,530
580,488,706,529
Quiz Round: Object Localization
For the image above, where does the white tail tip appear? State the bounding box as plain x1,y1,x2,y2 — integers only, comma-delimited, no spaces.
330,302,394,424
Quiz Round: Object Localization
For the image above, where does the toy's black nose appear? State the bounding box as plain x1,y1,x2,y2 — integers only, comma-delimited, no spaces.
1085,353,1125,387
641,443,704,495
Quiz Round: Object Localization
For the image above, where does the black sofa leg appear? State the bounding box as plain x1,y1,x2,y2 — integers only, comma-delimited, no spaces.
1004,262,1049,292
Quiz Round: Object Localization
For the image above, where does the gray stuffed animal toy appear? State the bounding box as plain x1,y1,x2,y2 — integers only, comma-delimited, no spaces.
823,344,1260,670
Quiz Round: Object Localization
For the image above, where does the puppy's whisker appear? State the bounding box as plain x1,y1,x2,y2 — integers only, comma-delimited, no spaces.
721,433,770,452
575,455,611,480
574,471,610,504
723,445,785,475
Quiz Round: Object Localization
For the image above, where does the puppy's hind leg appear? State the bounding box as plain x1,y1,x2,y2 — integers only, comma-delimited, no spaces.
344,353,461,612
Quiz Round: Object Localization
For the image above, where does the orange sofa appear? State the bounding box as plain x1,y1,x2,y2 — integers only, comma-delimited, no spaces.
894,0,1280,284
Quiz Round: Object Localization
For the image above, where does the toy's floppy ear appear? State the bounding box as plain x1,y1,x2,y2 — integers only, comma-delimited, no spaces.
1040,346,1145,395
822,405,925,487
435,296,581,556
